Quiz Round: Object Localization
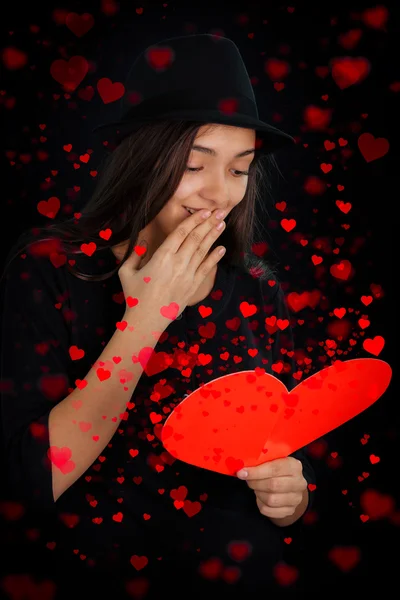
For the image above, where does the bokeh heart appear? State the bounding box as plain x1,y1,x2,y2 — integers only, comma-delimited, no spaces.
161,359,392,476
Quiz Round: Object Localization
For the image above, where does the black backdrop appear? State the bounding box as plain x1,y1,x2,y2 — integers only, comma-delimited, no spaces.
0,1,398,598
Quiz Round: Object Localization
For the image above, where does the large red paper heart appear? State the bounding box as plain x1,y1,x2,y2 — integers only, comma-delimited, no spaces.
161,359,392,476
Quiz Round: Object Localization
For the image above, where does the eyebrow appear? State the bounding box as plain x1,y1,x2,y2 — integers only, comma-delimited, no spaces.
192,145,255,158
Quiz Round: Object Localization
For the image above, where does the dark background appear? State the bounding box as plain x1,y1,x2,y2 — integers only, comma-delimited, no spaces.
0,0,398,598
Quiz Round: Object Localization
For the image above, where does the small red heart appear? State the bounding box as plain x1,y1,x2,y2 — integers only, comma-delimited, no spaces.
239,301,257,317
228,541,252,560
97,78,125,104
182,500,202,517
329,546,361,572
161,359,391,476
358,132,389,163
69,345,85,360
160,302,179,320
126,296,139,308
369,454,380,464
47,446,75,474
80,242,96,257
199,305,213,318
130,555,148,571
280,218,296,232
99,228,112,240
331,57,370,89
360,489,394,519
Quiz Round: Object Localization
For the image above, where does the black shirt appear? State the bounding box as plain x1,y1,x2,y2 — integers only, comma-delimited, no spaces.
0,234,316,599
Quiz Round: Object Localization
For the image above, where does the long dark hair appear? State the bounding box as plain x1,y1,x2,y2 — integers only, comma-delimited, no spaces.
1,120,281,284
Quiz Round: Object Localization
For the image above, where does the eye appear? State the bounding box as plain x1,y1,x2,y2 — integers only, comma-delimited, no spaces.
185,167,249,177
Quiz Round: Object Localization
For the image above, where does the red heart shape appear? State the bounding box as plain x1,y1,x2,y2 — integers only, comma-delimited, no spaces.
50,56,89,92
331,57,370,89
358,132,390,163
161,359,391,476
47,446,75,474
65,12,94,38
328,546,361,572
97,78,125,104
160,302,179,321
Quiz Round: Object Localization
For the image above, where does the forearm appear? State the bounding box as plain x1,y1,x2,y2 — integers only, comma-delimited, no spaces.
49,309,165,502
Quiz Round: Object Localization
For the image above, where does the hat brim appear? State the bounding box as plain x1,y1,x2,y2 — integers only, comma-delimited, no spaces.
91,111,296,155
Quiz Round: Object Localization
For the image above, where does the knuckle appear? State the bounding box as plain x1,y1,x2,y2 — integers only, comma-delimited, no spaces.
176,226,188,239
266,494,278,507
292,458,302,473
197,265,209,279
195,245,206,260
157,250,169,265
190,231,203,244
269,478,280,492
174,255,186,270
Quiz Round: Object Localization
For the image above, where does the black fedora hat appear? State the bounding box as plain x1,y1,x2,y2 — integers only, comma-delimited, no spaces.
91,33,296,155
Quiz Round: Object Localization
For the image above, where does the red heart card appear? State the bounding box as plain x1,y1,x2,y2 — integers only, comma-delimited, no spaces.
161,359,392,476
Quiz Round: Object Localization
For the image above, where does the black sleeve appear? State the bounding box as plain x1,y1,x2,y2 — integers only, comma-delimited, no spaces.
266,280,317,513
0,240,72,512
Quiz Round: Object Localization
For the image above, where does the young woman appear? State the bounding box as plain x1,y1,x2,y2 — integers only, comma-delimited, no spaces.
0,34,316,600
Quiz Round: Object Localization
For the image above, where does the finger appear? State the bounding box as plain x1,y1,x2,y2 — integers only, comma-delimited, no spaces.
237,457,302,480
179,211,226,269
161,208,214,254
254,491,303,509
256,501,297,520
246,476,305,494
188,220,226,273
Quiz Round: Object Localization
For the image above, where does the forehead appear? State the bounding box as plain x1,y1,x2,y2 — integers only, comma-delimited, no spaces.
193,124,256,153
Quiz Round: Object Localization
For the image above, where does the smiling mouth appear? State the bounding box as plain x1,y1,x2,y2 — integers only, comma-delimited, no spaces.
183,206,202,214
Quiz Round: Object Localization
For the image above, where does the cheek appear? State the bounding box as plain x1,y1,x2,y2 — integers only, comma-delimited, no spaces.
154,197,187,232
174,179,195,200
174,177,247,205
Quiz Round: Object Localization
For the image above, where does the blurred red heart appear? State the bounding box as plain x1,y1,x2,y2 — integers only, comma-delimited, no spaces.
161,359,391,476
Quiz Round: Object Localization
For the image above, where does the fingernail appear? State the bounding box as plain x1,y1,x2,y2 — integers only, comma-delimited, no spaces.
237,470,248,479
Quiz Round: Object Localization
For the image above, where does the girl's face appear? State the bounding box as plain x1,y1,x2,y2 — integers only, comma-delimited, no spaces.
154,123,256,233
112,124,256,263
